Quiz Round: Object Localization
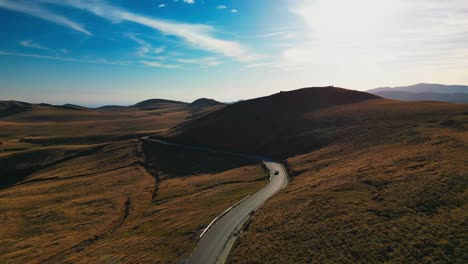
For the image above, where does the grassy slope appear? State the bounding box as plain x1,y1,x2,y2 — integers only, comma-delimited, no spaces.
0,105,188,137
0,144,106,187
166,87,380,158
0,102,191,187
230,100,468,263
0,101,268,263
0,140,268,263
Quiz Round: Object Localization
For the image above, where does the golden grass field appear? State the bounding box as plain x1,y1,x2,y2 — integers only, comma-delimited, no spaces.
229,99,468,263
0,101,269,263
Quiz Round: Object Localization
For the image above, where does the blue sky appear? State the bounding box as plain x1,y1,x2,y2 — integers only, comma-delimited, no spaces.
1,0,467,106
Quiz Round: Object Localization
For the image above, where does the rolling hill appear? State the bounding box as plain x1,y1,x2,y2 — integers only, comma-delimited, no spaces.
131,99,188,110
188,98,224,108
165,87,381,158
0,96,265,263
0,98,223,148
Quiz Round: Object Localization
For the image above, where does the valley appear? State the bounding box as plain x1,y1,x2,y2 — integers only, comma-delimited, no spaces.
1,87,467,263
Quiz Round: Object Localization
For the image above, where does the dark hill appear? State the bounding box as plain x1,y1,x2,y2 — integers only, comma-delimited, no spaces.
0,100,33,117
37,103,88,110
95,105,126,111
48,104,89,111
188,98,224,107
0,100,32,108
164,87,380,157
132,99,187,110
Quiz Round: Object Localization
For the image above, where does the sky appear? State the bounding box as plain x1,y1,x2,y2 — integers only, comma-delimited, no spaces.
1,0,467,106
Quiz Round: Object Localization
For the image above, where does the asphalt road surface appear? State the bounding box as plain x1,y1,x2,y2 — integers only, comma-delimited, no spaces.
141,138,288,264
185,161,288,264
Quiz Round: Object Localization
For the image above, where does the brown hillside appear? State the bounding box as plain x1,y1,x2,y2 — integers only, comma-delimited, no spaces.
226,98,468,263
0,99,267,263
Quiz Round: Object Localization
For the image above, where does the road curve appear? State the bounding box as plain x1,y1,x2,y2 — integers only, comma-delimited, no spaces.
186,162,288,264
141,138,288,264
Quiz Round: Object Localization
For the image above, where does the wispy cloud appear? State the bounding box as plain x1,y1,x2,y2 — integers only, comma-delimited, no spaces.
176,57,224,67
19,40,52,51
141,60,183,69
40,0,258,61
243,30,294,39
20,40,71,55
0,51,128,65
154,46,166,54
158,4,166,8
0,0,91,35
126,33,166,58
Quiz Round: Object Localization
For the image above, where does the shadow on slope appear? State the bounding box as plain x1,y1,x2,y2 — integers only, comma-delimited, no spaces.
142,140,258,179
164,87,380,158
0,144,105,188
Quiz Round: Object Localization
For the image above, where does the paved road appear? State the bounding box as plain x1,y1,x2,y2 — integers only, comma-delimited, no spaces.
141,138,288,264
186,161,288,264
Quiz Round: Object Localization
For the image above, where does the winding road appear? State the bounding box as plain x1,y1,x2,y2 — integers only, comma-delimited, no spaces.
142,138,288,264
186,161,288,264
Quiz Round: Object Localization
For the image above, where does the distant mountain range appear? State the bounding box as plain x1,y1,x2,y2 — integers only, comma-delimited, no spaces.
367,83,468,103
1,98,224,111
0,98,225,118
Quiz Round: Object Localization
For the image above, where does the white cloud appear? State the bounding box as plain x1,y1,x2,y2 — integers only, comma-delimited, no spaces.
126,34,151,57
255,0,468,88
285,0,468,67
158,4,166,8
244,30,294,39
182,0,194,4
126,33,166,58
20,40,71,55
154,46,166,54
231,9,238,13
0,0,91,35
19,40,51,51
217,5,227,9
0,51,128,65
177,57,224,67
40,0,259,61
141,60,182,69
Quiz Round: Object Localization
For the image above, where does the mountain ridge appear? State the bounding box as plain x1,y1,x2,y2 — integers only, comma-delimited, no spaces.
368,83,468,94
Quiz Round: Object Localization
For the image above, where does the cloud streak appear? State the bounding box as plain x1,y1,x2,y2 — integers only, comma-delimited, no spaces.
0,51,128,65
40,0,258,61
20,40,52,51
0,0,91,35
140,60,183,69
126,34,166,58
176,57,224,67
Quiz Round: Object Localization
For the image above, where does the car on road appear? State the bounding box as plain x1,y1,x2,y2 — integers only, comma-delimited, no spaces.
274,171,279,175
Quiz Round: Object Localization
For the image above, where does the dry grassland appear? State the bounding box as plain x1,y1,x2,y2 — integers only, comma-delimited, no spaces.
231,102,468,263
